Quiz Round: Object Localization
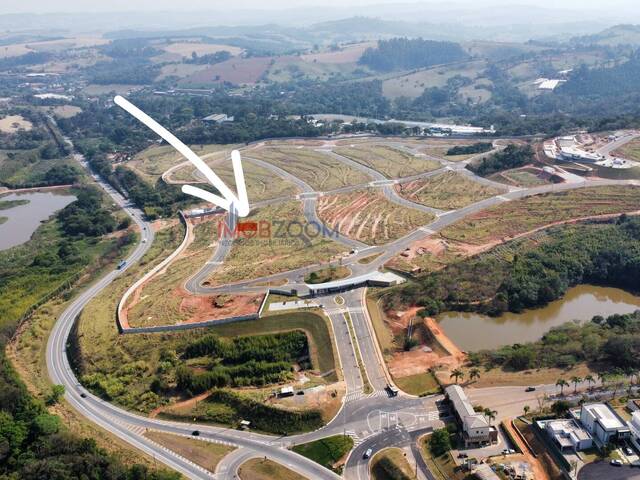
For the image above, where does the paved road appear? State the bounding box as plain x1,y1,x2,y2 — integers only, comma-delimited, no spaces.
46,134,640,479
579,462,640,480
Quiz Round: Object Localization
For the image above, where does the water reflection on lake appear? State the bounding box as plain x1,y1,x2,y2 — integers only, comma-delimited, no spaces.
437,285,640,351
0,191,76,251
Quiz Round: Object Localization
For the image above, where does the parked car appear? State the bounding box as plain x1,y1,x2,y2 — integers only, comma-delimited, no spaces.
525,386,536,392
458,453,468,459
363,448,372,459
610,459,623,466
625,447,634,456
192,430,200,436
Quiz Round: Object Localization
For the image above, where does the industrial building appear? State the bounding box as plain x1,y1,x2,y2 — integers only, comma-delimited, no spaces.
202,113,234,124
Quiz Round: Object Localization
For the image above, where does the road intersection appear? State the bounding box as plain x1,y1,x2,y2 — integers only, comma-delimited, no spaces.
47,133,640,479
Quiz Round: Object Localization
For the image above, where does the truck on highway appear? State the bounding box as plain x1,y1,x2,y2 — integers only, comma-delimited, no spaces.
117,260,127,270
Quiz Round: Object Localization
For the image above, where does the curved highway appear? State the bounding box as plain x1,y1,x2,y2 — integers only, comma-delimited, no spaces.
46,134,640,479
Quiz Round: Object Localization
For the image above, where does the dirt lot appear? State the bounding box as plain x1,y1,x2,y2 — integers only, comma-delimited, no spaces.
252,146,371,191
490,167,551,187
0,115,32,133
317,188,434,245
334,143,441,178
124,217,266,328
181,56,273,85
396,171,503,209
206,201,345,285
614,137,640,162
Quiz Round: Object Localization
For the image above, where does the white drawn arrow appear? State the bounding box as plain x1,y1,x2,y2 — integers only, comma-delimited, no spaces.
113,95,250,217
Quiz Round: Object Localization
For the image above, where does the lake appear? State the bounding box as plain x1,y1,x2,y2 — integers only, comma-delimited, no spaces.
437,285,640,351
0,191,76,251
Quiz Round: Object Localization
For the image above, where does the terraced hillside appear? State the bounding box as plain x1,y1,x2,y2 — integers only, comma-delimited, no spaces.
334,144,440,178
252,146,371,191
396,171,504,209
317,189,434,245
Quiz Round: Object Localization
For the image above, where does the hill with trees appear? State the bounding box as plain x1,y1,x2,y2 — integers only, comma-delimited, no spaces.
359,37,468,72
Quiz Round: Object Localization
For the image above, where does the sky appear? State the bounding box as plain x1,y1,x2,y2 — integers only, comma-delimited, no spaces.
1,0,638,14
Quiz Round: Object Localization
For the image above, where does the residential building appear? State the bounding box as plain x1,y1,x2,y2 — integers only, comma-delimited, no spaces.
545,419,593,452
445,385,498,447
628,411,640,449
578,403,630,445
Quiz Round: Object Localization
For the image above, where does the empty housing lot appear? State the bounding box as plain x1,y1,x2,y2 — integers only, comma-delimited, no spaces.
317,188,434,245
333,143,440,178
250,146,372,191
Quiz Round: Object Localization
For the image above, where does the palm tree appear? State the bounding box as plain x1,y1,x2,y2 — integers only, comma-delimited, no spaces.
450,368,464,384
484,408,497,426
469,368,481,383
556,379,569,396
523,405,530,417
584,374,595,390
571,376,582,394
597,372,608,389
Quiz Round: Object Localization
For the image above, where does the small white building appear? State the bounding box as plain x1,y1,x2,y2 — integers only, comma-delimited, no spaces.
545,419,593,452
579,403,630,445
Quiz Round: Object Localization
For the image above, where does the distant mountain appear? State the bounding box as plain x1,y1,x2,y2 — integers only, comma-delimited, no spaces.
570,24,640,47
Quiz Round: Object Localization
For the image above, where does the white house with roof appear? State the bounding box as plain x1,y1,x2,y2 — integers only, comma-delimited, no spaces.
628,411,640,449
445,385,497,447
578,403,630,445
545,419,593,452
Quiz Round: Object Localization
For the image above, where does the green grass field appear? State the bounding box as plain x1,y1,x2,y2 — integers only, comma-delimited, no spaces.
394,371,441,396
371,447,417,480
396,171,503,209
334,144,440,178
291,435,354,473
239,458,305,480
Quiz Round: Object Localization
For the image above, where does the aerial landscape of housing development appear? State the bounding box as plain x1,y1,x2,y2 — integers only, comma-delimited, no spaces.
4,1,640,479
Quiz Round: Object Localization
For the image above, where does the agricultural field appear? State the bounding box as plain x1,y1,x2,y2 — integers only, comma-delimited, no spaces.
180,56,273,86
614,137,640,162
252,146,371,191
157,63,210,80
45,105,83,119
160,42,243,59
396,171,504,209
0,114,32,133
266,56,357,82
0,35,108,58
301,42,374,64
381,60,490,100
441,185,640,245
333,144,440,178
206,201,345,285
317,188,434,245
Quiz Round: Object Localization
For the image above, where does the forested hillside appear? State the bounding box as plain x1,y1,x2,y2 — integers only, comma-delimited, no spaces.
560,50,640,97
359,37,468,72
